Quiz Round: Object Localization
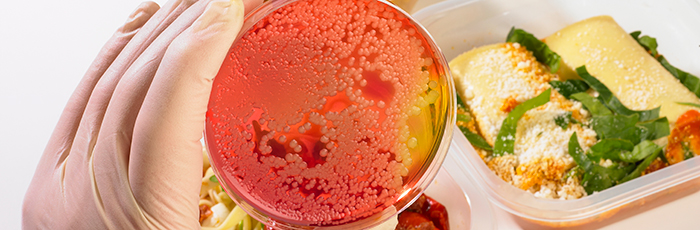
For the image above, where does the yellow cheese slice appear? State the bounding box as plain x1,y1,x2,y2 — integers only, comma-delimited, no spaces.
450,43,595,199
544,15,700,123
449,43,555,146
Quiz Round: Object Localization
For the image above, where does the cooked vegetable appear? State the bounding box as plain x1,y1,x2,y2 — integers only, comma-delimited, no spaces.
620,143,663,183
576,66,660,122
457,114,471,123
506,27,561,72
456,93,492,151
562,165,584,182
493,88,551,156
590,114,641,142
567,80,670,193
586,112,669,145
677,102,700,108
637,117,671,141
666,110,700,164
561,67,672,193
587,139,635,162
568,132,593,171
456,92,468,109
554,111,574,129
568,133,636,194
622,141,661,163
631,31,700,98
570,92,612,117
630,31,659,56
549,80,589,99
570,67,670,144
397,194,449,230
459,126,493,151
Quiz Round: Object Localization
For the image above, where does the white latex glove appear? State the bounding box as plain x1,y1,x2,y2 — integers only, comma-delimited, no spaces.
22,0,261,228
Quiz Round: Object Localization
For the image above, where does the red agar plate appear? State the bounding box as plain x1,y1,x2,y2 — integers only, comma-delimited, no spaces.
204,0,455,228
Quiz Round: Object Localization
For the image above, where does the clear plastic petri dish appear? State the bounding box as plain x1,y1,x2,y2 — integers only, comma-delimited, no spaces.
204,0,455,229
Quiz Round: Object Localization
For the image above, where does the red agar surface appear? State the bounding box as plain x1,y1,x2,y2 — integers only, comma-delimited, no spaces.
206,0,442,226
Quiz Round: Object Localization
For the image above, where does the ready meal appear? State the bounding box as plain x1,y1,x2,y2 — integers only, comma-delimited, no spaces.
451,15,700,199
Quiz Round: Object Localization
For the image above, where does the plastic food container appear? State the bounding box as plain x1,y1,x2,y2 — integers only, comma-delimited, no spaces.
423,166,492,230
413,0,700,227
204,0,456,229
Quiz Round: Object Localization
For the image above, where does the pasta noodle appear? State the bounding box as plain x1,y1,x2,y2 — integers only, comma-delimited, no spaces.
544,15,700,123
199,143,404,229
200,145,264,230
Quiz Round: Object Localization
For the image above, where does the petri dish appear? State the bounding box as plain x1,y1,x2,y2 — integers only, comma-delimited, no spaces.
204,0,455,229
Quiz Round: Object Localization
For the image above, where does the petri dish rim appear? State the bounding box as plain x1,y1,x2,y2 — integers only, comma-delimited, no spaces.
204,0,457,229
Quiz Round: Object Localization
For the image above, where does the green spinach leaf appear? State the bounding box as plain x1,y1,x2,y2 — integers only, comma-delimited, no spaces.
677,102,700,108
493,89,551,156
684,142,695,160
459,126,493,151
569,133,634,194
658,55,700,95
562,165,584,182
630,31,659,56
568,132,592,170
456,94,468,109
576,66,660,122
570,92,612,117
457,114,471,123
506,27,561,73
587,138,635,162
620,143,662,183
636,117,670,141
590,114,640,143
550,80,590,99
582,163,635,194
619,140,660,163
554,111,574,129
631,32,700,98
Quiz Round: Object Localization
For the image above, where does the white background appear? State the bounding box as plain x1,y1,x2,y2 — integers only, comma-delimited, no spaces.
1,0,699,229
0,0,168,228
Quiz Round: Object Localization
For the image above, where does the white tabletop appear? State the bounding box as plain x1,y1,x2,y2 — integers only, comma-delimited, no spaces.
1,0,698,229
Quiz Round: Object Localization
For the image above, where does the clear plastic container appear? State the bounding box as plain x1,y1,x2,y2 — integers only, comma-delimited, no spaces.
204,0,456,229
423,165,494,230
413,0,700,227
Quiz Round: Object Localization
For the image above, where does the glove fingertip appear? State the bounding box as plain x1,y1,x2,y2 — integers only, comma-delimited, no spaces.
122,2,161,33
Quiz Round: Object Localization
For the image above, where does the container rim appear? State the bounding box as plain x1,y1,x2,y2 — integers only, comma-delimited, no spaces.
450,128,700,223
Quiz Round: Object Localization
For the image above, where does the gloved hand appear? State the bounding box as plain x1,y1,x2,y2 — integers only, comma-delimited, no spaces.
22,0,261,228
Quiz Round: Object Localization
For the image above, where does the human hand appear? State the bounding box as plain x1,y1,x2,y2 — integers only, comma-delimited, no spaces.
22,0,261,228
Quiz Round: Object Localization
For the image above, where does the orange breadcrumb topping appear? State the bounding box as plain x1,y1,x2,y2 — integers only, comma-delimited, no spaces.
516,157,569,190
500,96,520,113
666,110,700,165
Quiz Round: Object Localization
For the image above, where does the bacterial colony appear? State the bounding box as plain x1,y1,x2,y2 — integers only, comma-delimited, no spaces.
206,0,445,225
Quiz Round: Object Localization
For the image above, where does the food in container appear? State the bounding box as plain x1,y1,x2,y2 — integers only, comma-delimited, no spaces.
544,16,700,123
451,41,593,200
395,194,449,230
450,14,700,199
200,145,265,230
413,0,700,226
